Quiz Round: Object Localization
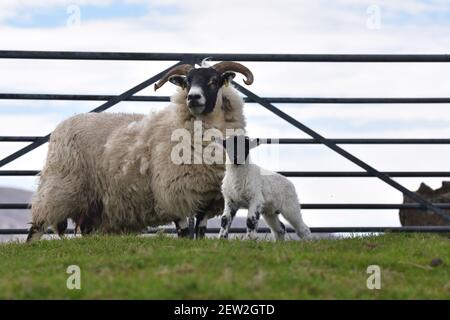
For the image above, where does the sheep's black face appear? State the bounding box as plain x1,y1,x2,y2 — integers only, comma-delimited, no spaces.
169,68,236,116
222,136,257,165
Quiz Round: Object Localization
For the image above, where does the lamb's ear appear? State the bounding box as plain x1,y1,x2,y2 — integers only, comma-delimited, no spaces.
220,72,236,87
168,75,187,88
249,138,261,149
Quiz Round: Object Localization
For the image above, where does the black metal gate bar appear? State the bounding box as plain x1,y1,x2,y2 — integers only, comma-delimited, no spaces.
0,137,43,142
233,83,450,222
1,226,450,235
3,137,450,144
266,138,450,144
0,61,183,169
2,170,450,177
2,203,450,210
280,172,450,177
3,93,450,104
0,135,50,170
2,51,450,62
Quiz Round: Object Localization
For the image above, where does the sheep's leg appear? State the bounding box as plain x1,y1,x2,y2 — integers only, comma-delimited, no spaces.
174,218,190,238
188,217,195,239
282,205,311,240
219,199,238,239
195,212,208,239
262,213,286,241
195,197,223,239
78,199,103,235
80,215,95,235
246,202,263,240
56,220,68,239
29,176,88,242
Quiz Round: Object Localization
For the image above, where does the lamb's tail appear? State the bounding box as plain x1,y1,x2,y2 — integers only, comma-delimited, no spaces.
283,204,311,240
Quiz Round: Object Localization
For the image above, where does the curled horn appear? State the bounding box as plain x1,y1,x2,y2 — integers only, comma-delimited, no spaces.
154,64,194,91
212,61,254,85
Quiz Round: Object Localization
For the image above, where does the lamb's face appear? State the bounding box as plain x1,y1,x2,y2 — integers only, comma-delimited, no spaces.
169,68,236,116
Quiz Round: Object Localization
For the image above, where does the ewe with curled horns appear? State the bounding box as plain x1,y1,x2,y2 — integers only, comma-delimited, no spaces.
27,58,254,242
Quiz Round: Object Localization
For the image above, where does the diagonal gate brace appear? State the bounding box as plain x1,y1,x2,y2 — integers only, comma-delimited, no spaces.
233,82,450,222
0,61,185,169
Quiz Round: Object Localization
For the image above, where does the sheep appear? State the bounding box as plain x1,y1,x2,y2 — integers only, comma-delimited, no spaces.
218,135,311,241
27,61,254,242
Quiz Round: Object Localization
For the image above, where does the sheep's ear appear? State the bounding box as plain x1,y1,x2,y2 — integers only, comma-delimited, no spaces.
168,75,187,88
220,72,236,87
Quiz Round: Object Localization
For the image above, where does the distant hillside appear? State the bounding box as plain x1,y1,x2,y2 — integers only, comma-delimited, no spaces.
0,186,33,242
0,186,32,228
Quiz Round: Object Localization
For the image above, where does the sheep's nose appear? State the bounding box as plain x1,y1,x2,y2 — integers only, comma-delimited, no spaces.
188,93,201,101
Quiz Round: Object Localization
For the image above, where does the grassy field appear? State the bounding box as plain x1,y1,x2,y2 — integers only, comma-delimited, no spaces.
0,233,448,299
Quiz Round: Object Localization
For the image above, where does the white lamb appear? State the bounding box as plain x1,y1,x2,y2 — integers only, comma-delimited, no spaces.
218,135,311,240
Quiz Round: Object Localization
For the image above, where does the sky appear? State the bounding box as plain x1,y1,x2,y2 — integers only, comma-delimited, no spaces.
1,0,450,228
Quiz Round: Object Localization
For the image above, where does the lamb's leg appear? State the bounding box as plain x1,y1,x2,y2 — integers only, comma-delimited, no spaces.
174,218,190,238
282,205,311,240
262,213,286,241
246,202,263,240
219,199,238,239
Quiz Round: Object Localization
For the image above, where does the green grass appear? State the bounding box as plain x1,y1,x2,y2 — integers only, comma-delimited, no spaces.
0,233,449,299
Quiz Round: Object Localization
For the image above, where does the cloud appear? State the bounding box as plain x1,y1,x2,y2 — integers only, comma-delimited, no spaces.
0,0,114,23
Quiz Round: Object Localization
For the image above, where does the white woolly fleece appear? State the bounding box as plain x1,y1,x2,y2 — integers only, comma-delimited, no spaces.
221,157,311,240
31,85,246,234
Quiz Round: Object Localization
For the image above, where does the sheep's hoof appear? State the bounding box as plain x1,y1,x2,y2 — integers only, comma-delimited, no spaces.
79,215,96,235
177,228,190,238
218,233,228,239
56,220,68,238
195,226,207,239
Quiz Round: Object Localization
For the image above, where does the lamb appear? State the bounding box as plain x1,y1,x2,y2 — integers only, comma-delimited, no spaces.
218,135,311,240
27,61,254,242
